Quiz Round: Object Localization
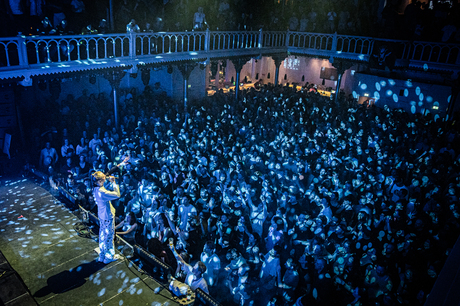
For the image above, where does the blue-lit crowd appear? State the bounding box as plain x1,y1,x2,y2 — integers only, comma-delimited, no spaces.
33,82,460,305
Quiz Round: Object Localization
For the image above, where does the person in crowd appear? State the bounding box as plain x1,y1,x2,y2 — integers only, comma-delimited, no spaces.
89,133,102,155
177,195,197,232
61,157,74,175
76,137,88,156
279,258,299,304
193,7,207,30
126,19,140,33
116,211,138,245
169,244,209,294
289,13,299,31
259,245,282,305
200,241,221,287
40,142,59,170
61,138,75,158
299,14,308,32
147,212,175,244
327,8,337,33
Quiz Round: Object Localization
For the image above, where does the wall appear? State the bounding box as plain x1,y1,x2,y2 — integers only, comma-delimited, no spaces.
222,55,355,94
352,73,452,119
170,65,207,102
0,87,16,150
21,57,456,121
28,65,206,105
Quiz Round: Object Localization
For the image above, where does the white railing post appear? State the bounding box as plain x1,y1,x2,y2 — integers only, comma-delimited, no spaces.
332,32,338,52
205,28,210,51
258,29,263,48
369,39,375,56
129,33,135,58
17,35,28,66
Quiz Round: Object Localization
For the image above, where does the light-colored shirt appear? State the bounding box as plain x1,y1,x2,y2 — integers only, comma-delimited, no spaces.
200,253,221,286
40,147,58,167
184,266,209,294
194,12,206,24
61,144,74,157
93,184,120,221
76,144,87,156
122,224,136,240
89,138,102,154
178,204,197,231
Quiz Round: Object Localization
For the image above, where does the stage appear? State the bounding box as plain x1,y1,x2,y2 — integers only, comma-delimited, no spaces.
0,177,179,306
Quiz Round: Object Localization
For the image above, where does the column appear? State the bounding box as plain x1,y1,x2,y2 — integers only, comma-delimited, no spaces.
104,70,126,128
177,63,196,113
210,60,220,91
332,59,355,103
447,73,460,120
272,56,284,86
230,57,250,102
13,84,25,148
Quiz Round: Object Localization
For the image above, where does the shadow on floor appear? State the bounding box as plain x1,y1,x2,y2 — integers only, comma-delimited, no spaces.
33,260,106,297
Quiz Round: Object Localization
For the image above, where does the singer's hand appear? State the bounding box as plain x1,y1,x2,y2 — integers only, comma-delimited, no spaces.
118,156,130,167
108,176,116,183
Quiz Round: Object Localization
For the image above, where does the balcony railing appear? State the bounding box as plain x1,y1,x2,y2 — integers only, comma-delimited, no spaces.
0,30,459,72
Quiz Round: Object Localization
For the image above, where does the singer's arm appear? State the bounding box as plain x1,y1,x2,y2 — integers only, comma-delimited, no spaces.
98,183,120,201
105,156,130,176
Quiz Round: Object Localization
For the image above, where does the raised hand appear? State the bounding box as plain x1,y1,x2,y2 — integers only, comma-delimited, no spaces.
118,156,130,167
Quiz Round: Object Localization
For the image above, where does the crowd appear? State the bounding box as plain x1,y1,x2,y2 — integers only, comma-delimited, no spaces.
381,0,460,42
30,79,460,305
2,0,460,42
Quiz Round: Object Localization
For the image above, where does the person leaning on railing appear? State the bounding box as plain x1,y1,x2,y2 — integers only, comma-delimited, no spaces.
169,243,209,294
127,19,140,33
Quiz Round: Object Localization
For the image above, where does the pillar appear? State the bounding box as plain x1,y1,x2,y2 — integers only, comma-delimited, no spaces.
104,70,126,129
447,72,460,120
332,59,355,103
113,87,118,126
335,72,342,103
178,62,196,113
210,60,220,91
272,56,284,86
230,57,251,102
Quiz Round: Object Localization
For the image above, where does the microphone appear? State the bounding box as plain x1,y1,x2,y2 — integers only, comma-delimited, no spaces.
107,175,118,182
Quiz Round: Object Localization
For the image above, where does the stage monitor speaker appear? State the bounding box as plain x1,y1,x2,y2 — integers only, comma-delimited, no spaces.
134,245,173,282
194,288,222,306
0,251,38,306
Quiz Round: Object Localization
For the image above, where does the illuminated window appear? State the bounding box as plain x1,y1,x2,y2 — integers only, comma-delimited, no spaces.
284,58,300,70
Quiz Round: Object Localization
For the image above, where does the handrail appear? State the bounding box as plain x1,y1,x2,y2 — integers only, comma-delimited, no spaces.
0,31,459,73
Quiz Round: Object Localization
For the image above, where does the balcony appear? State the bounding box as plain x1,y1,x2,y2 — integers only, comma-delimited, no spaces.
0,30,459,82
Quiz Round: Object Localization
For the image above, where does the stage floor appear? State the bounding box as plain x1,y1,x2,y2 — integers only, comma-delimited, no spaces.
0,177,179,306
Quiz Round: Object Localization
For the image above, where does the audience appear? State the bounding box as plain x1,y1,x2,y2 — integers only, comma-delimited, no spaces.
33,78,460,305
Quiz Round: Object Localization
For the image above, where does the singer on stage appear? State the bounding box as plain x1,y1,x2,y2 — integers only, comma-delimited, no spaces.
92,157,129,264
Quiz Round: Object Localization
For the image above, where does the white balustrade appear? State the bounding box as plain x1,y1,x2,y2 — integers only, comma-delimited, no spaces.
0,31,458,74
